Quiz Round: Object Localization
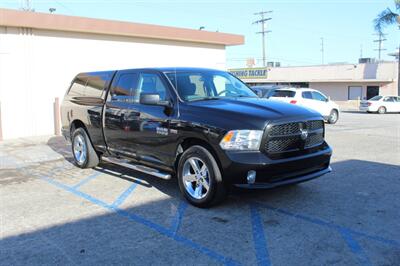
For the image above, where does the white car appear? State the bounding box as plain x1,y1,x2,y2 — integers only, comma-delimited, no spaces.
359,95,400,114
269,88,340,124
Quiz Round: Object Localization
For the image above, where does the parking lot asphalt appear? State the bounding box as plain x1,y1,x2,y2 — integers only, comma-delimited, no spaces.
1,112,399,266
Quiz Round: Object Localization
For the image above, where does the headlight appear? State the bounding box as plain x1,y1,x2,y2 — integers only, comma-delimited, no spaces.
219,130,263,151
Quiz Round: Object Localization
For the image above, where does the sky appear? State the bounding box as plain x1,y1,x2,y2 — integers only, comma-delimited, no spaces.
1,0,399,68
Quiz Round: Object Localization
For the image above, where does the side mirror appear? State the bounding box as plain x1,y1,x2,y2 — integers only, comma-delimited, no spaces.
140,94,171,107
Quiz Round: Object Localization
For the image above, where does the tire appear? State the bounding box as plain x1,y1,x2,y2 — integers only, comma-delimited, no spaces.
327,109,339,124
377,106,386,114
71,127,99,168
177,145,227,208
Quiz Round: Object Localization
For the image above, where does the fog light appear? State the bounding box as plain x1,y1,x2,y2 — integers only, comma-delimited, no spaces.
247,170,256,184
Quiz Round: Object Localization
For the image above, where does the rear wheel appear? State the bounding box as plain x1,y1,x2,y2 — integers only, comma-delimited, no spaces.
71,128,99,168
177,145,227,208
377,106,386,114
327,109,339,124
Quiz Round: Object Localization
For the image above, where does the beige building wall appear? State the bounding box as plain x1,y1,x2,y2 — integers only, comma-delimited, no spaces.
0,26,227,139
310,83,353,101
310,81,396,102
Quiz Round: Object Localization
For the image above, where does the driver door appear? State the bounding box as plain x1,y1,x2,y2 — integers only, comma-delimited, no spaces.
136,71,178,168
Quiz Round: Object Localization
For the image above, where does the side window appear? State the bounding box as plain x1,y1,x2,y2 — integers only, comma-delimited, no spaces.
85,75,107,98
302,91,313,99
68,76,87,96
394,97,400,102
312,91,327,102
138,73,167,101
110,73,138,102
271,90,296,98
383,97,393,102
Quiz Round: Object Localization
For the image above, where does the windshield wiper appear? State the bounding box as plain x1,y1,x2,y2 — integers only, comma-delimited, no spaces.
189,96,220,102
234,95,258,98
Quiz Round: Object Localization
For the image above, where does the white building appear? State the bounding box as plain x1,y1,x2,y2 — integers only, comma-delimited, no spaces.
0,8,243,140
230,62,399,109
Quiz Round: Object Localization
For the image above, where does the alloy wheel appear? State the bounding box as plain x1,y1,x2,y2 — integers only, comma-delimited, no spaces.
73,134,87,165
182,157,210,200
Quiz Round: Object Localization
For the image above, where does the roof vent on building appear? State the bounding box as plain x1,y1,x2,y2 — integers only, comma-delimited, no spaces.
267,62,281,67
359,58,376,64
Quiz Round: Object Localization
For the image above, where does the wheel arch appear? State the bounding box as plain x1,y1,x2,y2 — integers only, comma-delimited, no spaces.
174,137,222,174
70,119,87,135
70,120,97,153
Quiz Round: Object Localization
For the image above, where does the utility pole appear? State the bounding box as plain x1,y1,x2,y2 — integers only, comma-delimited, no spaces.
374,32,387,60
20,0,34,11
360,44,363,58
253,11,272,67
320,37,325,64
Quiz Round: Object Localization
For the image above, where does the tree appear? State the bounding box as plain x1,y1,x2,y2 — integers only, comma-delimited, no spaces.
374,0,400,95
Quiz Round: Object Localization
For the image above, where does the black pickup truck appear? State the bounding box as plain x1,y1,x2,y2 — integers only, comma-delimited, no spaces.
61,67,332,207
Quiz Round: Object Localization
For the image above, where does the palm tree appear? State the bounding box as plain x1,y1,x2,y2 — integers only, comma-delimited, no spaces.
374,0,400,95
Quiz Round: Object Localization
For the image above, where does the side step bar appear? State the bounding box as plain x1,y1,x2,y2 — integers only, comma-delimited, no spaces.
101,157,172,180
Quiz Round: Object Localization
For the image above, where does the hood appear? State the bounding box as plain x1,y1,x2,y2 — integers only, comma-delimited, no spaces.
181,97,322,130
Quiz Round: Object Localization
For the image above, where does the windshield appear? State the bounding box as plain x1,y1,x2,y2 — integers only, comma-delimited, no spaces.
369,96,382,101
165,70,257,101
271,90,296,98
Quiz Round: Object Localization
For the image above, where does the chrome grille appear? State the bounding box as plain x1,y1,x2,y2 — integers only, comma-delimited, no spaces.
265,120,324,155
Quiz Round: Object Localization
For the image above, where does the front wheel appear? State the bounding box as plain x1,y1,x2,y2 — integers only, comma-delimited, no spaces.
327,109,339,124
71,127,99,168
177,145,227,208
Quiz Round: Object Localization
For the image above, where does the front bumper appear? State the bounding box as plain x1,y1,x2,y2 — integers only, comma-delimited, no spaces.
359,106,377,112
221,144,332,188
235,166,332,189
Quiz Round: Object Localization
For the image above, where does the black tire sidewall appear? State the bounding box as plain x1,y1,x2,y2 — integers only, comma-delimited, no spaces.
177,146,219,207
71,128,90,168
378,106,386,114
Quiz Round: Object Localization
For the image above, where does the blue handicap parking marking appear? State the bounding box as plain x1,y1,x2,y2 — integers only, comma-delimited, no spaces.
39,174,240,266
339,228,372,266
250,204,271,266
254,201,399,266
170,201,189,236
72,170,102,189
111,182,138,208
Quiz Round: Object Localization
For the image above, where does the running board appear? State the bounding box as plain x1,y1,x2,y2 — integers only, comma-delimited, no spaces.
101,157,172,180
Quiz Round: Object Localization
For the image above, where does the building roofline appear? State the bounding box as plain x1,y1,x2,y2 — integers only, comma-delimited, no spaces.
0,8,244,46
242,79,394,83
229,61,397,71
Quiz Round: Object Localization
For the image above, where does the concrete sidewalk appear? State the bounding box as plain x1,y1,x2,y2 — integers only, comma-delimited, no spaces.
0,136,67,170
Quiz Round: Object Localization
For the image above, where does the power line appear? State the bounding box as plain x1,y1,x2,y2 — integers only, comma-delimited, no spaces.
320,37,324,65
253,11,272,67
20,0,34,11
52,0,75,15
373,33,387,60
